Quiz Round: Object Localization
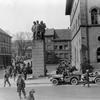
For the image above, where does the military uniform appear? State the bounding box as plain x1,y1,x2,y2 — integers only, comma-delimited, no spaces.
17,75,26,99
83,70,90,87
4,71,11,87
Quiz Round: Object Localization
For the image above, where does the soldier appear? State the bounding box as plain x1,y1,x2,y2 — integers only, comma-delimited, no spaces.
31,21,36,40
36,20,41,39
4,70,11,87
17,74,26,100
23,67,27,80
40,21,46,39
83,69,90,87
13,67,17,81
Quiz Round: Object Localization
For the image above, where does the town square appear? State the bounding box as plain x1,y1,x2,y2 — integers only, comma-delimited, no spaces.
0,0,100,100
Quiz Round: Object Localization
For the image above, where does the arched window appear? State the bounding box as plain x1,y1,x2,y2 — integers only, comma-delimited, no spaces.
91,8,98,24
97,47,100,62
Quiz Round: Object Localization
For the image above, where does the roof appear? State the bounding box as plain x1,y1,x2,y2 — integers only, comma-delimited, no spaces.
45,28,54,36
65,0,74,15
0,28,12,38
54,29,71,40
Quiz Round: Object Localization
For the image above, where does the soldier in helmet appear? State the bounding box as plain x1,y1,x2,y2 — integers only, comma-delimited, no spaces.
36,20,41,39
83,69,90,87
16,74,26,100
4,70,11,87
40,21,46,40
31,21,36,40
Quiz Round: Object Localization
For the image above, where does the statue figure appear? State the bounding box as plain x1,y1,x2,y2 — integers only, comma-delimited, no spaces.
31,20,46,40
31,21,36,40
40,21,46,40
36,20,41,40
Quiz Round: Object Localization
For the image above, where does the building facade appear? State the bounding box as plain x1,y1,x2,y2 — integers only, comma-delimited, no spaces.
45,28,71,64
0,28,12,68
66,0,100,71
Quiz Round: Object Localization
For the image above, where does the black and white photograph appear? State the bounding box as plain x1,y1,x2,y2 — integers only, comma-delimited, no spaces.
0,0,100,100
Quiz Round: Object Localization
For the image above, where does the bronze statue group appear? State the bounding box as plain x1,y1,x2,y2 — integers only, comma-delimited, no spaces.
31,20,46,40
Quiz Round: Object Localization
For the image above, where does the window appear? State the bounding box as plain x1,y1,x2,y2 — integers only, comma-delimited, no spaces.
59,53,64,58
1,47,6,53
64,44,68,50
48,39,51,43
55,53,59,57
59,45,63,50
54,45,58,50
64,53,68,58
97,47,100,62
45,38,51,43
47,45,52,50
47,38,52,43
91,8,98,24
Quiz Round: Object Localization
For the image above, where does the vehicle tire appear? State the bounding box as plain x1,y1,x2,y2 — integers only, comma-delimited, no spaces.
70,78,78,85
52,79,59,85
95,78,100,85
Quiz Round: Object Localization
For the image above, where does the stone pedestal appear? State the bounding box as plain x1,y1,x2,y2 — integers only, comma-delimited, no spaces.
32,40,45,77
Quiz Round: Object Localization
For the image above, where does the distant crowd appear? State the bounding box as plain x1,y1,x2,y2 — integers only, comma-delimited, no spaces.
3,60,34,100
5,61,32,81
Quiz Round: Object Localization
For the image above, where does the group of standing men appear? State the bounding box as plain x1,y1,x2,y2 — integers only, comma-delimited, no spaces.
31,20,46,40
3,62,32,87
3,62,35,100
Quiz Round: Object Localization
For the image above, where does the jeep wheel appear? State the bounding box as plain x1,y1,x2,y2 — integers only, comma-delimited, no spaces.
95,78,100,85
70,78,78,85
52,79,58,85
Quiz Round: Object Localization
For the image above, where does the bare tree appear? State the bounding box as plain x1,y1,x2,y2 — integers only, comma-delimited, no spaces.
14,32,32,57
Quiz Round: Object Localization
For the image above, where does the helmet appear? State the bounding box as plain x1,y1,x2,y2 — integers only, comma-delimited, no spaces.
29,89,35,94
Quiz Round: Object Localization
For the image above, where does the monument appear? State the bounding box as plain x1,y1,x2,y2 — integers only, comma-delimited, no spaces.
31,20,46,77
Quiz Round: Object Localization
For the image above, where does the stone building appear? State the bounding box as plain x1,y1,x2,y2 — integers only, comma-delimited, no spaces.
66,0,100,71
45,28,71,64
0,28,12,68
45,29,55,64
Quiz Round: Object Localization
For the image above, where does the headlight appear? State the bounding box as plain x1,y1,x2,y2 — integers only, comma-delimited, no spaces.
50,78,53,81
61,78,63,80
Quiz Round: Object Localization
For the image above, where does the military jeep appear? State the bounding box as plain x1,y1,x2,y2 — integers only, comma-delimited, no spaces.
50,72,81,85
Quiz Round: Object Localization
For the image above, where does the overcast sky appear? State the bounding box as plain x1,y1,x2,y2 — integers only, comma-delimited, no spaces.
0,0,70,36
